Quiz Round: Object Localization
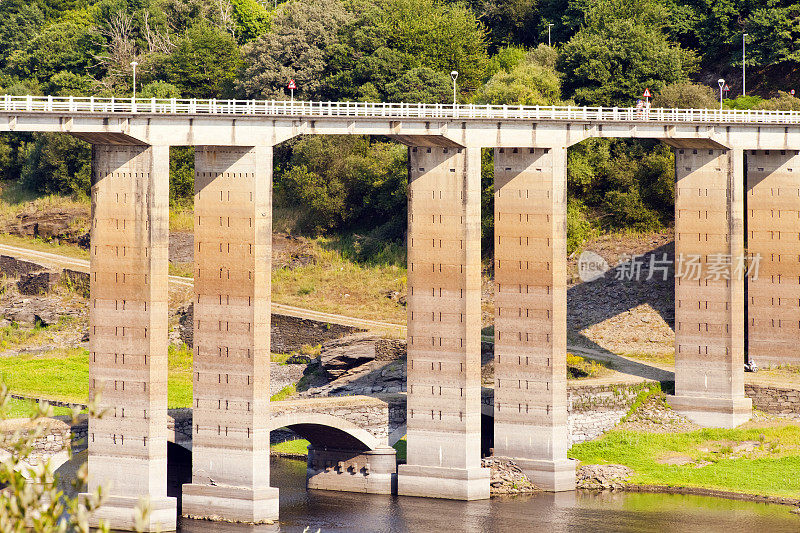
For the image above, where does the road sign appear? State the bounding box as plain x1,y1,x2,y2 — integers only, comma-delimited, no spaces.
288,79,296,90
723,84,730,92
642,88,651,98
792,89,796,96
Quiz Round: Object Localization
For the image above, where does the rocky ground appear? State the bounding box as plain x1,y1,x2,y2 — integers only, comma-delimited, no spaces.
576,464,634,490
613,393,700,434
482,457,540,494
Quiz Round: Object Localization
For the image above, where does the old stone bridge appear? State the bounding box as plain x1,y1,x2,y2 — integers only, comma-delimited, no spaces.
3,96,800,530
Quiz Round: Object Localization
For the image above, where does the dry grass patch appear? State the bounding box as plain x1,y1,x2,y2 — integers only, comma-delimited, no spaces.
272,238,406,323
170,203,193,232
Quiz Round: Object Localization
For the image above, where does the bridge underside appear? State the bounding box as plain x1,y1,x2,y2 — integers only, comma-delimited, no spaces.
22,112,797,530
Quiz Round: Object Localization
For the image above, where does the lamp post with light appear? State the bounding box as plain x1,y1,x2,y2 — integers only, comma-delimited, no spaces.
451,70,458,107
718,78,725,110
742,33,748,96
130,61,138,111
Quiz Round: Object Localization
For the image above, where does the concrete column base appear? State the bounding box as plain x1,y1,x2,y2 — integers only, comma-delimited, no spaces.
181,484,279,524
81,494,176,532
509,458,576,492
307,445,397,494
667,395,752,428
397,464,490,500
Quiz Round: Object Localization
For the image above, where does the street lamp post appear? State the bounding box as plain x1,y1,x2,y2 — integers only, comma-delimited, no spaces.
718,78,725,110
451,70,458,107
742,33,748,96
130,61,138,111
548,24,554,47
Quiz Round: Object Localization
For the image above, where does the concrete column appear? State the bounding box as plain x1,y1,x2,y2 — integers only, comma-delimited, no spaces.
492,147,575,491
746,149,800,367
669,147,752,427
397,146,489,500
182,145,279,523
85,144,176,531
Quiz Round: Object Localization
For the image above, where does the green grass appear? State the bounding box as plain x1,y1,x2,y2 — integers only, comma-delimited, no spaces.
2,397,76,418
0,348,90,402
0,233,89,260
168,343,193,408
0,344,195,408
0,343,311,409
168,262,194,278
393,437,407,462
566,353,613,379
271,352,294,364
269,437,408,461
569,424,800,498
270,384,296,402
271,439,310,455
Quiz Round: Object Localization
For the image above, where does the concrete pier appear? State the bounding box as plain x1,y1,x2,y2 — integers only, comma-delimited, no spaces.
746,149,800,367
397,146,490,500
492,147,575,491
669,147,752,427
85,145,176,531
307,445,397,494
181,145,279,523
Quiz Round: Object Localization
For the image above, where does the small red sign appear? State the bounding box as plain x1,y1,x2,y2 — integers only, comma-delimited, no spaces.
642,88,652,98
792,89,796,96
723,84,730,92
288,80,296,90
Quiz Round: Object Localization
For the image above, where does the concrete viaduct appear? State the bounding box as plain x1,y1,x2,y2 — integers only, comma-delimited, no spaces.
3,96,800,530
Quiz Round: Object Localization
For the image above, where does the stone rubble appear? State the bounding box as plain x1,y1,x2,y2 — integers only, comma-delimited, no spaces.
576,464,633,490
482,457,540,494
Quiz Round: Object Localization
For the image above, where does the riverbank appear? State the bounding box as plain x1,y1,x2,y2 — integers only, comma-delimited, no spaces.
569,392,800,501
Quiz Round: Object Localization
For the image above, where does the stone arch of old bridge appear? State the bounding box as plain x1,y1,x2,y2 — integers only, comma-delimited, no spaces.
267,411,398,496
3,96,800,531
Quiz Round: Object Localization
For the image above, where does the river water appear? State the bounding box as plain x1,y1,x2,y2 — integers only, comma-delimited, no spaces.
175,457,800,533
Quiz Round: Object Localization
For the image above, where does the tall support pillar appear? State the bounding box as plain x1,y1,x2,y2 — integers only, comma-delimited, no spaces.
746,149,800,367
669,147,752,427
182,145,279,523
492,147,575,492
85,144,176,531
397,146,490,500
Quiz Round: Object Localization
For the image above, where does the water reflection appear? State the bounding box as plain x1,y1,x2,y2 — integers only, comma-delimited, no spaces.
175,457,799,533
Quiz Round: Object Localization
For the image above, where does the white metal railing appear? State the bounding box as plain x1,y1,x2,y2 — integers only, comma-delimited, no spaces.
2,94,800,124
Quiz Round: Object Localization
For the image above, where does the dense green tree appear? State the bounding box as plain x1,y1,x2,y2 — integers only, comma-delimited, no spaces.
745,6,800,67
385,67,452,103
239,0,351,99
474,50,561,105
755,91,800,110
21,134,91,196
557,0,697,106
484,46,527,79
140,80,181,98
324,0,489,100
277,136,407,234
230,0,271,42
160,25,242,98
568,138,673,232
652,82,718,109
170,146,194,203
461,0,539,49
0,3,46,71
6,20,100,89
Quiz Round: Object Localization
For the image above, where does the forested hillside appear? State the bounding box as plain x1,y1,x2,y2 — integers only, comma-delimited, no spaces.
2,0,800,254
